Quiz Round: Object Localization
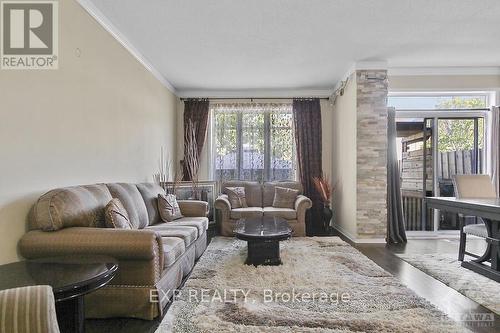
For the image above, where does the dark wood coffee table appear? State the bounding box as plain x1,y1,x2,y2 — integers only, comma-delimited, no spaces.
234,216,292,266
0,255,118,333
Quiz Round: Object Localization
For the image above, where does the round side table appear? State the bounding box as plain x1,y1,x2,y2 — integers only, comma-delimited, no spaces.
0,255,118,333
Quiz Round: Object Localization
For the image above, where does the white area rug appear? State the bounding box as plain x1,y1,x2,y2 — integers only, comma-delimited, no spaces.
157,237,469,332
396,252,500,315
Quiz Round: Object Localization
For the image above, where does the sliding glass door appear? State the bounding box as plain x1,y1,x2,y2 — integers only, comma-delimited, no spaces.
433,117,484,230
390,91,492,233
396,113,487,232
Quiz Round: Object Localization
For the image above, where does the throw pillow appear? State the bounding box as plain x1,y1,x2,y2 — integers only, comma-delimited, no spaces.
105,198,132,229
158,193,184,222
273,186,299,209
226,187,248,208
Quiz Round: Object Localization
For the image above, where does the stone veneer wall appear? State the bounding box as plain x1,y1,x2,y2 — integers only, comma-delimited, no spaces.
356,70,388,239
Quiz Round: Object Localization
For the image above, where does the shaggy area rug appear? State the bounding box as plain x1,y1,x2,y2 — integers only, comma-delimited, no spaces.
396,252,500,315
157,237,468,332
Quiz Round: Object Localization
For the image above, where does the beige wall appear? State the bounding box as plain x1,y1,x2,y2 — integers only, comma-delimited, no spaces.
331,74,358,238
389,75,500,91
177,99,333,182
0,0,178,264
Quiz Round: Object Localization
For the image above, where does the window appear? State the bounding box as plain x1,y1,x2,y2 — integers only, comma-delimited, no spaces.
388,92,490,110
213,103,296,182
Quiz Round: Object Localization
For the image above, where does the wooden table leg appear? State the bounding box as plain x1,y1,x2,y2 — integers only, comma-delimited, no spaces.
56,296,85,333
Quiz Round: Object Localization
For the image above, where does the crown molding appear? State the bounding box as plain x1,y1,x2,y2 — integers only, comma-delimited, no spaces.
176,89,334,99
76,0,177,94
388,66,500,77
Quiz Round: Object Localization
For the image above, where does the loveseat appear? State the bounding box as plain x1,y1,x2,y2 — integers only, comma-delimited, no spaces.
18,183,208,320
215,181,312,236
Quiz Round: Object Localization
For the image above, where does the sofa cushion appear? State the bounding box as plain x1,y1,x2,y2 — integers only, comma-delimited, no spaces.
136,183,165,225
226,187,248,208
263,207,297,220
146,224,197,246
107,183,149,229
158,194,183,221
263,181,302,207
273,186,299,209
162,237,185,268
30,184,113,231
167,217,209,237
230,207,263,219
104,198,132,229
223,181,262,207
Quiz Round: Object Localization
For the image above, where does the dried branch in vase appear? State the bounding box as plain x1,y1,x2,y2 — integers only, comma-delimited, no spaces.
312,174,334,206
171,163,183,195
184,120,200,199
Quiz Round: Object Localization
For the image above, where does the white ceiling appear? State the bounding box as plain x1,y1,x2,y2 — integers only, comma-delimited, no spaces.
85,0,500,96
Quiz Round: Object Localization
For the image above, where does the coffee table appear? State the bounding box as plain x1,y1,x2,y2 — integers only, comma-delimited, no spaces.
0,255,118,333
234,216,292,266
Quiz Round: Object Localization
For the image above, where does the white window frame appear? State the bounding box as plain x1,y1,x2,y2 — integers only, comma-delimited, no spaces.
388,91,495,110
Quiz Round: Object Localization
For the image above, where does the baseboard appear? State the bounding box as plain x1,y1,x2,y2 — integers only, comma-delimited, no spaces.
332,224,387,244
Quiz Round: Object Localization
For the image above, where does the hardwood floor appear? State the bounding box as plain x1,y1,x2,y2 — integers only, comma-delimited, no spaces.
86,236,499,332
354,238,499,332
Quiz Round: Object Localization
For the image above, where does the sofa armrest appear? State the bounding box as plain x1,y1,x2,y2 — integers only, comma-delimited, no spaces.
215,194,231,211
177,200,208,217
295,195,312,212
19,227,163,262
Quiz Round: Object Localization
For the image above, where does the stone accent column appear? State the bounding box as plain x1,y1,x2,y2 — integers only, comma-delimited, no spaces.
356,70,388,239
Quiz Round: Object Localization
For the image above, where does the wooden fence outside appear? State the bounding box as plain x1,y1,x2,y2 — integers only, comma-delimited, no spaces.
436,149,483,179
400,149,482,231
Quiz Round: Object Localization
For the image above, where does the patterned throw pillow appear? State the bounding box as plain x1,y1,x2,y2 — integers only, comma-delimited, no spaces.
272,186,299,209
226,187,248,208
158,193,184,222
105,198,132,229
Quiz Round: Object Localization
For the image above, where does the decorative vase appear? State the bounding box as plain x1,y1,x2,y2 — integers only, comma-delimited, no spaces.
322,204,333,232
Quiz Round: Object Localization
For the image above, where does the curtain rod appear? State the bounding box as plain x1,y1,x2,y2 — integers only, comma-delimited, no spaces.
180,97,330,101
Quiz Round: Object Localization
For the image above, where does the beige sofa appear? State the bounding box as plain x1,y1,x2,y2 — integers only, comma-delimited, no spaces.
19,183,208,320
215,181,312,236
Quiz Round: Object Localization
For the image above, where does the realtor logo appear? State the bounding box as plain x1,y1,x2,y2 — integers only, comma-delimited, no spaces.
1,1,58,69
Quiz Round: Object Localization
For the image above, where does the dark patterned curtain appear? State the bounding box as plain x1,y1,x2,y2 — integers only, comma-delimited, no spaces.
293,98,323,235
387,107,407,244
183,99,209,181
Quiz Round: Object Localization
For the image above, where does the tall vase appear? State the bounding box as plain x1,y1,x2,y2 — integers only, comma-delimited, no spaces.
322,204,333,234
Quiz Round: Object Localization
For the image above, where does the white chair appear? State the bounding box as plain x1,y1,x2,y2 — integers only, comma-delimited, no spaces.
453,174,497,261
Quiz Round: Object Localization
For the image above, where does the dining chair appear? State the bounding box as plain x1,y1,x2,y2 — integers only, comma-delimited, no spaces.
0,285,60,333
453,174,497,261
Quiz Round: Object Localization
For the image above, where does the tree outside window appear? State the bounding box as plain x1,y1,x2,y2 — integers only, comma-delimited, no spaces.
436,97,486,152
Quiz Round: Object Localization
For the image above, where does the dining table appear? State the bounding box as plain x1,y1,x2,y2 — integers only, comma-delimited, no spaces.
425,197,500,282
